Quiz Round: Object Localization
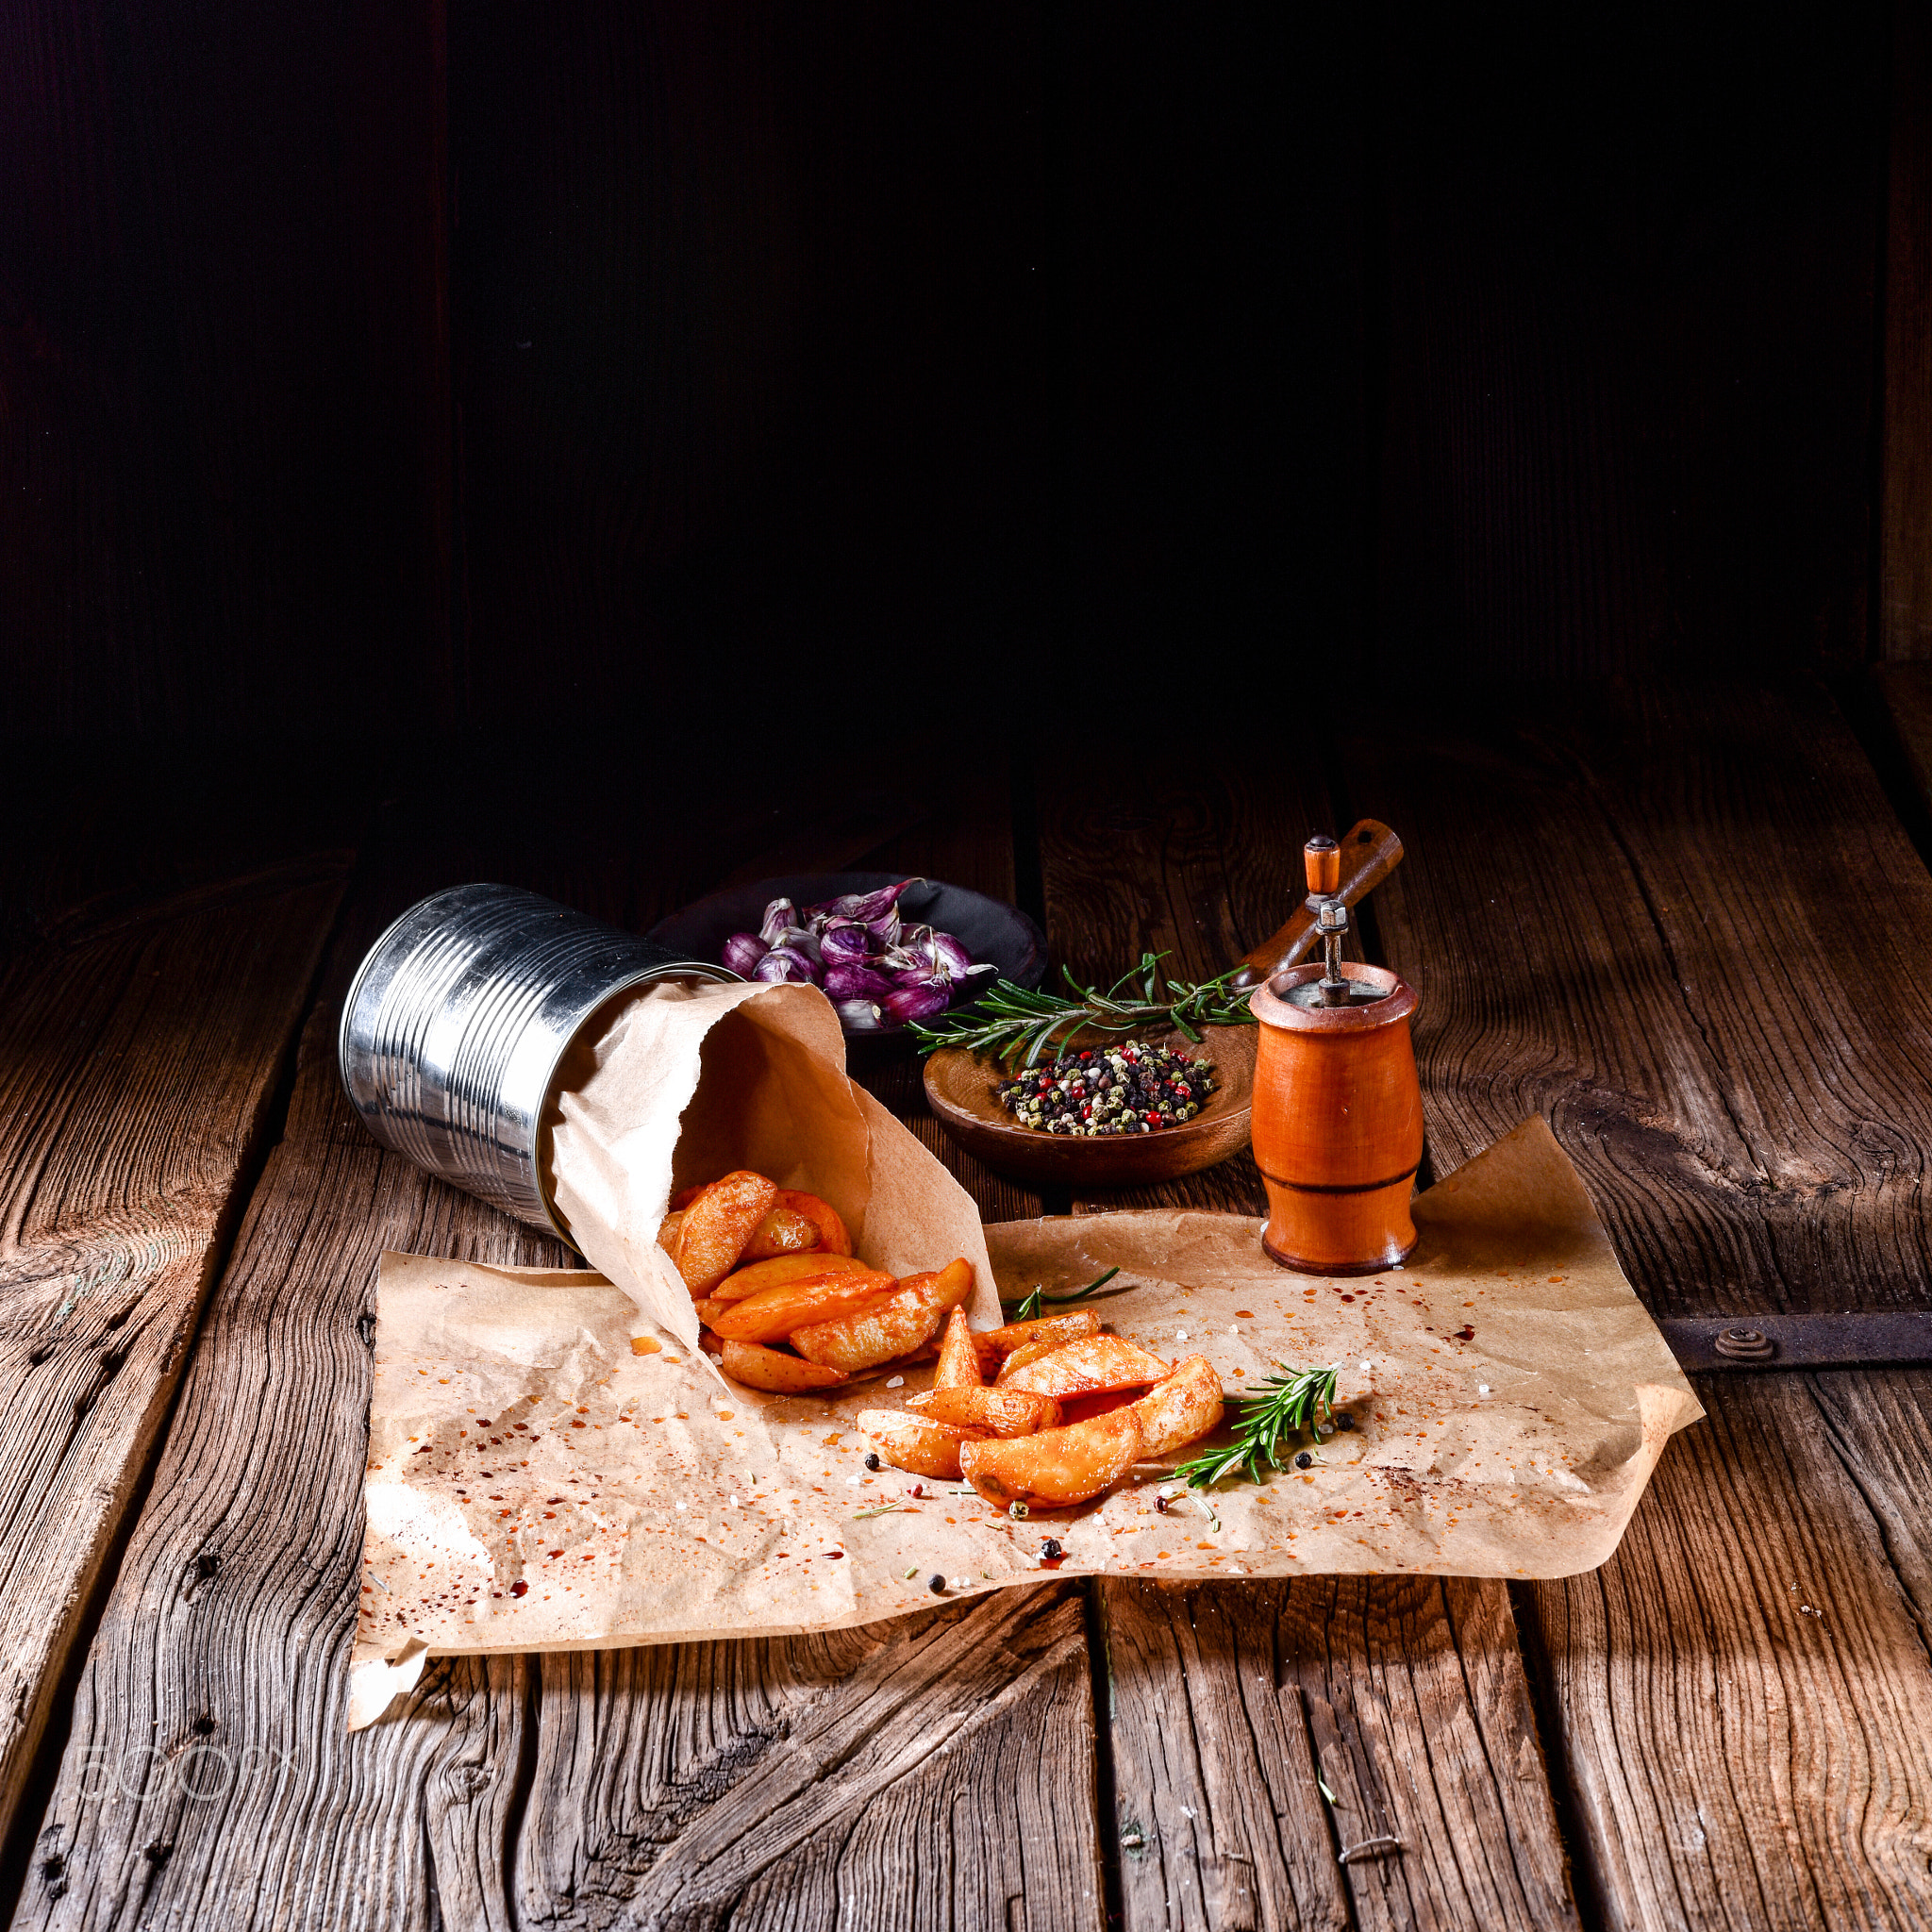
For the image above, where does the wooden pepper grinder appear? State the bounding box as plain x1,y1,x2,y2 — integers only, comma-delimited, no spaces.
1247,833,1424,1274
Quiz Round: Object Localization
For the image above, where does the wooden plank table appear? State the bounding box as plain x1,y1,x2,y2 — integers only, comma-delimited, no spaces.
3,682,1931,1929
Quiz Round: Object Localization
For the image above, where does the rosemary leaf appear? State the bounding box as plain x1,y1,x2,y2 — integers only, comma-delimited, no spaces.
1174,1365,1339,1490
908,952,1258,1064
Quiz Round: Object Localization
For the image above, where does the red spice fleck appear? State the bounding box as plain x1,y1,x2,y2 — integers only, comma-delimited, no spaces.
509,1580,528,1597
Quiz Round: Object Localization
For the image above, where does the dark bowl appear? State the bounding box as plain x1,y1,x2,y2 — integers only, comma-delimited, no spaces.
649,874,1046,1053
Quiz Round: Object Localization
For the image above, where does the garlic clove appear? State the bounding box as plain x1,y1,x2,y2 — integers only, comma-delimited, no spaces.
824,963,896,1002
758,897,797,947
723,932,770,976
752,945,819,985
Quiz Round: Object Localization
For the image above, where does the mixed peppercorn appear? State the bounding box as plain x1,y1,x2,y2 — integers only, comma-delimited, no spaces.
994,1041,1216,1135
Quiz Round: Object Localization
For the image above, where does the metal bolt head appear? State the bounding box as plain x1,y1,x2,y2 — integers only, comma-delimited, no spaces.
1714,1325,1775,1361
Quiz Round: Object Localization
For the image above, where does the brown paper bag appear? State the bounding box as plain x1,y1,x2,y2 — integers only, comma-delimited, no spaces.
541,978,1001,1356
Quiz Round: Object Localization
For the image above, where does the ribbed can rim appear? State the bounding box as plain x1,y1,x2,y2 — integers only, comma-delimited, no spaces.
338,884,737,1244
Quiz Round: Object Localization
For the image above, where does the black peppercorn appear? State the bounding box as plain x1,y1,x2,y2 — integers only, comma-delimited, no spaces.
1041,1539,1062,1559
1294,1452,1313,1470
1334,1413,1355,1431
863,1452,880,1470
928,1574,947,1595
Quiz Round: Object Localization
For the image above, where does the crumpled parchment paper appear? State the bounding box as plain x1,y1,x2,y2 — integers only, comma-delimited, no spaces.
350,1093,1700,1729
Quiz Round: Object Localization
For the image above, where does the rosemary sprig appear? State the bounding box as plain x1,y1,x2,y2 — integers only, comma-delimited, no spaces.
1175,1365,1338,1489
1004,1266,1122,1322
908,952,1257,1067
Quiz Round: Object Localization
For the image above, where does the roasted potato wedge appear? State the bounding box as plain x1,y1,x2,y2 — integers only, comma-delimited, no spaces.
719,1340,850,1393
999,1334,1172,1399
960,1407,1142,1508
774,1189,851,1256
741,1207,824,1259
691,1296,733,1328
906,1386,1060,1436
933,1307,984,1389
994,1338,1061,1384
856,1407,987,1481
656,1209,685,1256
709,1269,897,1343
673,1172,779,1294
669,1185,704,1210
790,1257,974,1372
1055,1388,1140,1426
969,1309,1103,1374
712,1250,873,1302
1128,1354,1224,1457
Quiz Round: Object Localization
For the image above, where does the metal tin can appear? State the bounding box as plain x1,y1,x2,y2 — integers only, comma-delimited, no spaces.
338,883,738,1242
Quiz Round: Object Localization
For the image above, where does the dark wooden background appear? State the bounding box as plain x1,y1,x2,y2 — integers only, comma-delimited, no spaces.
3,0,1922,756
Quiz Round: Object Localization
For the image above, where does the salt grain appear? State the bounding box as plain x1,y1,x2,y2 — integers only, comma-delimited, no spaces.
844,1474,864,1486
1176,1330,1189,1342
886,1375,905,1389
1478,1384,1491,1396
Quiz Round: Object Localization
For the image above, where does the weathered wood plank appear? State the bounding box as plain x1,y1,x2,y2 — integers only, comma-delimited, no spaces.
12,983,568,1931
514,1590,1101,1930
1036,762,1579,1929
0,871,348,1868
15,774,1102,1929
1883,0,1932,661
1351,684,1932,1314
1530,1370,1932,1932
1103,1575,1578,1932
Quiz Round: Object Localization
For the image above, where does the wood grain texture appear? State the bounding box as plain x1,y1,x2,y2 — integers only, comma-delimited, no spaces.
1873,661,1932,813
513,1590,1102,1931
0,874,346,1861
1103,1576,1578,1932
12,983,570,1930
1530,1371,1932,1932
1374,8,1885,687
1883,0,1932,659
0,0,450,738
1350,684,1932,1314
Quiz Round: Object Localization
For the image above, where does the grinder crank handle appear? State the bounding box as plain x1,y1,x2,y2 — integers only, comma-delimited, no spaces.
1226,818,1405,988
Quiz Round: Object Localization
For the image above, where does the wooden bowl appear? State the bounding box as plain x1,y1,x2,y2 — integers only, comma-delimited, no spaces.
922,1024,1257,1187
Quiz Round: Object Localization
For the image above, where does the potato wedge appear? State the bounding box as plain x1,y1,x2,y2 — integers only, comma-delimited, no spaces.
775,1189,852,1256
709,1269,897,1343
741,1207,823,1259
669,1185,705,1211
906,1386,1059,1436
933,1307,984,1389
790,1257,975,1372
1128,1354,1224,1457
719,1340,850,1393
1056,1388,1140,1426
999,1334,1172,1399
856,1407,987,1482
994,1337,1064,1384
691,1296,733,1328
960,1407,1142,1508
673,1172,779,1294
713,1250,873,1302
969,1309,1103,1374
656,1209,685,1256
